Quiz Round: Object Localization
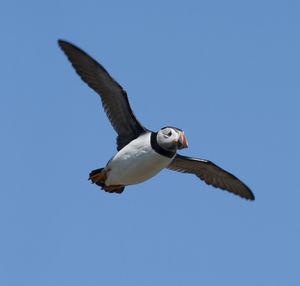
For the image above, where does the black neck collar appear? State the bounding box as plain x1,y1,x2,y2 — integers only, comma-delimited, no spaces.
150,132,176,158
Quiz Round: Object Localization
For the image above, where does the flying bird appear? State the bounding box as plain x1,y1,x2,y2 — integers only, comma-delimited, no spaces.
58,40,255,201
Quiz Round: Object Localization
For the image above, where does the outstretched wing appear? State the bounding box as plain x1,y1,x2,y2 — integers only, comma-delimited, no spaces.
58,40,147,150
168,154,254,200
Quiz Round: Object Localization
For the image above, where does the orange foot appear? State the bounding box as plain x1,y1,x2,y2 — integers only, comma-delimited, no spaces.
89,169,108,185
103,185,125,194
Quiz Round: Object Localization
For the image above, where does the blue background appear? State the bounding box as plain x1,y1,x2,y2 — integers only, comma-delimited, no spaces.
1,1,299,285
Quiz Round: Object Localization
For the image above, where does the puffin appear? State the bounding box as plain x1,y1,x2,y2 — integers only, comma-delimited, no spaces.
58,40,255,201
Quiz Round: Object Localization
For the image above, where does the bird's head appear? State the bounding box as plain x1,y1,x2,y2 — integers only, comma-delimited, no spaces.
156,127,188,152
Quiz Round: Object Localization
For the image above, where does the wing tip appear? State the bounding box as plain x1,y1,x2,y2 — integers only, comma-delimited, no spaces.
238,181,255,201
57,39,78,54
245,190,255,201
57,38,67,48
214,182,255,201
226,182,255,201
57,39,86,57
58,38,71,46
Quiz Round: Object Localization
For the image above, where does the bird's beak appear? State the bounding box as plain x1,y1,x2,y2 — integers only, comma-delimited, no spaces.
177,132,188,149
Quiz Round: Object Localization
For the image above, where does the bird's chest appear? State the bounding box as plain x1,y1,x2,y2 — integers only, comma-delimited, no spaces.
106,133,174,185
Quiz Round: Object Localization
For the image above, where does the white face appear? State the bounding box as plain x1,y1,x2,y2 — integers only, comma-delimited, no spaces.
156,127,187,151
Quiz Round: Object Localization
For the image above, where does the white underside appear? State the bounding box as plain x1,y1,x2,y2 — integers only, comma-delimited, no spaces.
105,133,175,186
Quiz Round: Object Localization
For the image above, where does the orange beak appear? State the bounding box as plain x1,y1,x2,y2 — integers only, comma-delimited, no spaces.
177,132,188,149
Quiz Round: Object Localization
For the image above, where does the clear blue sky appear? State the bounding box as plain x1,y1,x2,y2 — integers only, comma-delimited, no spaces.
1,1,299,285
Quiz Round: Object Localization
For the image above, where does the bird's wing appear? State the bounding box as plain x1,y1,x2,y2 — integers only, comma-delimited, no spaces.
58,40,147,150
167,154,254,200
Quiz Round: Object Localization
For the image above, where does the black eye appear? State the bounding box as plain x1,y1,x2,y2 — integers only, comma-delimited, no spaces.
167,131,172,136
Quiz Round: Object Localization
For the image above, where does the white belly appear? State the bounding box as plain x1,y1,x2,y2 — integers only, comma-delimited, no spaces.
105,133,174,186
